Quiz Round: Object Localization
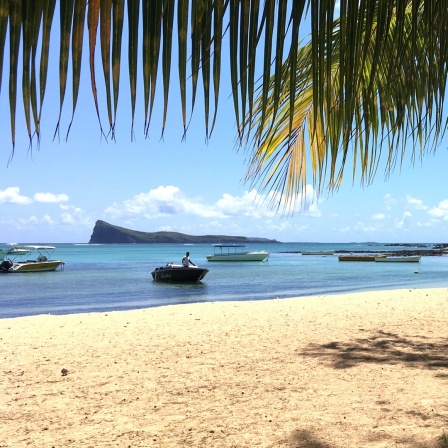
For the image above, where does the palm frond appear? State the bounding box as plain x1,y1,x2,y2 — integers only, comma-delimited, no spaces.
244,1,448,211
0,0,447,211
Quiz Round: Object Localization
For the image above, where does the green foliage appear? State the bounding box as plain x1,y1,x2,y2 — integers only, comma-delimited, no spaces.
89,220,278,243
0,1,447,210
245,2,448,210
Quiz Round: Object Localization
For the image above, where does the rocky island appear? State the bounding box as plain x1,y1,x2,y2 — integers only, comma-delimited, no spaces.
88,220,279,244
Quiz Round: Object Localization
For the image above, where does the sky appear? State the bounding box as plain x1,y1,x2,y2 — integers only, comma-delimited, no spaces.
1,9,448,244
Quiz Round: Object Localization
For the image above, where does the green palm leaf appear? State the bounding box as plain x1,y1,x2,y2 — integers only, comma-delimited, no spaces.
111,0,124,138
0,0,8,97
87,0,105,136
127,0,139,138
21,0,35,140
67,0,86,139
245,2,448,210
54,0,74,140
38,0,56,125
8,0,22,150
0,0,447,212
100,0,113,134
161,0,174,136
29,0,43,140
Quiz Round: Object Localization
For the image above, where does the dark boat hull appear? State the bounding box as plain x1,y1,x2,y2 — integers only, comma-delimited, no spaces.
151,266,209,283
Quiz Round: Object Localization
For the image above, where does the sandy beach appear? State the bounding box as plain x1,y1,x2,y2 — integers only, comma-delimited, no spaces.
1,288,448,447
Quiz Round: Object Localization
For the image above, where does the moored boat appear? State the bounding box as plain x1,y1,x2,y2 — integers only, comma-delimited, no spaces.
151,264,209,283
206,244,269,262
374,255,421,263
338,254,386,262
0,246,31,259
2,246,65,273
302,250,334,255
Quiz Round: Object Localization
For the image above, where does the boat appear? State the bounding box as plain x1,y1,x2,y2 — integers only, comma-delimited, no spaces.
374,255,421,263
302,250,334,255
151,263,209,283
338,254,386,262
1,246,65,273
206,244,269,262
0,246,31,259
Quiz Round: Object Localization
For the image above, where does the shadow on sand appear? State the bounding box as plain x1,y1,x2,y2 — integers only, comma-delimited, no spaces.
299,330,448,374
288,332,448,448
287,429,447,448
288,430,333,448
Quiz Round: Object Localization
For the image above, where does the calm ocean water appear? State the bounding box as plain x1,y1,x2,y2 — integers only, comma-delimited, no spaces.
1,242,447,319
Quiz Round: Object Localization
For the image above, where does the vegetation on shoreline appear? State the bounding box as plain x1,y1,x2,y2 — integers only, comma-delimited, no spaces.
88,220,279,244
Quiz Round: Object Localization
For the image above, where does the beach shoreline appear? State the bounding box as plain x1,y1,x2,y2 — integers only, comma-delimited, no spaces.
2,288,448,447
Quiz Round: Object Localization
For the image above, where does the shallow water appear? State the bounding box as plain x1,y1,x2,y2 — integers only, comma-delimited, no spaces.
1,242,447,318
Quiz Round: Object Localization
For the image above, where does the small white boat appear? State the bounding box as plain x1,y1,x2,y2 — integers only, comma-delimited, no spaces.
0,246,31,258
338,253,387,262
302,250,334,256
1,246,65,272
206,244,269,262
374,255,421,263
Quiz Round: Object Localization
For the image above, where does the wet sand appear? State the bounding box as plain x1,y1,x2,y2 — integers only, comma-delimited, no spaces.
1,288,448,447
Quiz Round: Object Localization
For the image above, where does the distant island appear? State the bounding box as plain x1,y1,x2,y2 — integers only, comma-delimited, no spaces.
88,220,280,244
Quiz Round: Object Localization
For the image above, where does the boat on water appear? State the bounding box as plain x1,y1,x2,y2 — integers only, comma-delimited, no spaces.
338,254,386,262
151,264,209,283
302,250,334,256
1,248,10,259
374,255,421,263
0,246,31,259
0,246,65,273
206,244,269,262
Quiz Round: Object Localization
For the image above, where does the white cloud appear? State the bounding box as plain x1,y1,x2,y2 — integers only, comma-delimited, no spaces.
306,203,322,218
372,213,386,220
396,211,412,229
60,205,91,227
42,215,55,225
265,221,293,232
3,203,90,235
274,185,322,216
215,190,276,218
34,192,69,203
105,185,225,219
384,193,397,211
207,220,225,229
265,221,310,235
406,195,427,210
157,225,175,232
0,187,32,204
18,215,39,225
353,221,377,233
416,220,433,228
61,213,76,224
104,185,321,221
0,187,69,205
428,199,448,220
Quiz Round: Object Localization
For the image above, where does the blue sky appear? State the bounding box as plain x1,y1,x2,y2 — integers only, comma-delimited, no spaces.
1,10,448,244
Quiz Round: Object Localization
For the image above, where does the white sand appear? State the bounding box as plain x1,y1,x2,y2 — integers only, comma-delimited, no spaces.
1,288,448,447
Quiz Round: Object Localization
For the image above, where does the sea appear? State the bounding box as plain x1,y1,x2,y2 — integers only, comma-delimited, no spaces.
1,242,447,319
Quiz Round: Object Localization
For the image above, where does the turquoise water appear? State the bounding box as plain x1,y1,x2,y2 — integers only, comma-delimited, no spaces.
1,242,447,318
